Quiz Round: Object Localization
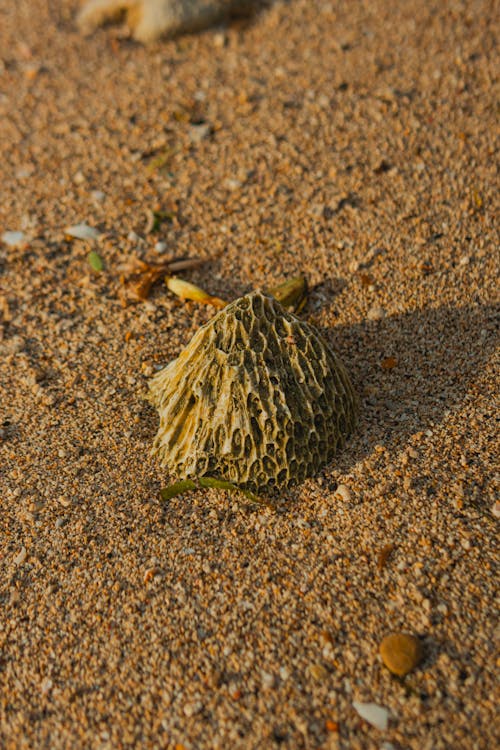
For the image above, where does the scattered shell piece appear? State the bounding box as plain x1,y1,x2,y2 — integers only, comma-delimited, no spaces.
16,165,35,179
379,632,423,676
491,501,500,519
143,566,162,584
335,484,352,502
223,178,242,191
0,294,11,322
261,670,275,689
14,546,27,565
189,123,211,143
309,663,329,682
144,209,157,234
352,701,389,730
64,223,101,240
150,291,358,494
1,230,26,247
40,677,53,696
128,230,143,244
367,304,386,321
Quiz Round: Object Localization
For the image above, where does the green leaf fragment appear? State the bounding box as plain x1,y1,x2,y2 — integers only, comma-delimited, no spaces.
160,480,197,500
88,250,104,272
160,477,275,508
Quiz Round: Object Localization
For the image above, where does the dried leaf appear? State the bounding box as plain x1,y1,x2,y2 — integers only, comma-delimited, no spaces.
165,277,227,309
267,276,307,312
121,256,206,302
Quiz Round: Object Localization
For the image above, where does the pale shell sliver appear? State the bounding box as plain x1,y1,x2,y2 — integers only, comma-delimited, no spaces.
149,291,358,494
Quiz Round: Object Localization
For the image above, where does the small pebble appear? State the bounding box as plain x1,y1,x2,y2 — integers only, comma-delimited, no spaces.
491,502,500,519
379,632,423,676
352,701,389,730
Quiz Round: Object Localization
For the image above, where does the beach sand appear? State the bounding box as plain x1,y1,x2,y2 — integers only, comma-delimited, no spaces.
0,1,498,747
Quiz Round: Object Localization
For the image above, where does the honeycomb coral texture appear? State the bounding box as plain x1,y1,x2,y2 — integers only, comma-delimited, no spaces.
149,291,358,494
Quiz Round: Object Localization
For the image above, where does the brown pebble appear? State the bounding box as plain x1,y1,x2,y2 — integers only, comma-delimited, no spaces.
379,632,423,676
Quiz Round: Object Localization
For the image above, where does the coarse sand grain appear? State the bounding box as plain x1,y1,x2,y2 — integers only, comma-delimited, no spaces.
0,1,498,748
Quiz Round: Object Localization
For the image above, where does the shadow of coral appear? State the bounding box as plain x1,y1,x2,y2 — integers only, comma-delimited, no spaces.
325,301,498,471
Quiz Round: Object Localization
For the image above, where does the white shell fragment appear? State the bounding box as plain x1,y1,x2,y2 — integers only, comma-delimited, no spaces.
14,546,27,565
352,701,390,731
1,231,26,247
149,291,358,494
64,223,101,240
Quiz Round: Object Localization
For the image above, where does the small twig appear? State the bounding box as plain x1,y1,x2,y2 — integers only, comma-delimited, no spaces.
168,257,207,273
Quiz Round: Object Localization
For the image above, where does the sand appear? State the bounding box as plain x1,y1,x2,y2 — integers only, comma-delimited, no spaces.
0,1,498,748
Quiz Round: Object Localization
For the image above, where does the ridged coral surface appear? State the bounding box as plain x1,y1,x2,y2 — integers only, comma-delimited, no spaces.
149,291,358,493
